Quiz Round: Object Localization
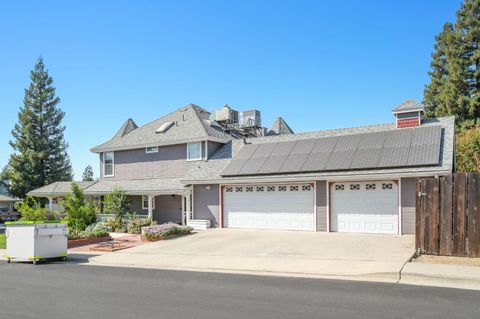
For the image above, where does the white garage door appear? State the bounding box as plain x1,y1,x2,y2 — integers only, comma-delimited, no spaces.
223,184,314,231
331,181,398,234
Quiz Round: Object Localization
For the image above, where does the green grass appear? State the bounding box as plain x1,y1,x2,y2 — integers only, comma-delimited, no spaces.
0,234,5,249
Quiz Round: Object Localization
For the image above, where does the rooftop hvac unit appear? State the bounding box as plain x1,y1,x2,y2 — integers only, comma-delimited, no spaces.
215,105,239,123
239,110,261,128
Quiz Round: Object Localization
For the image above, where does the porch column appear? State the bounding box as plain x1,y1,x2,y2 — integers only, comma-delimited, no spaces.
48,197,53,211
185,189,192,223
147,194,154,219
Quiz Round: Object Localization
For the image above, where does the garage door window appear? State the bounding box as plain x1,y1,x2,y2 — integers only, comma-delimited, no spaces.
235,187,243,192
350,184,360,190
302,185,312,191
366,183,376,190
382,183,393,190
246,186,254,192
290,185,299,191
279,186,287,191
267,186,275,192
225,187,233,192
335,184,344,191
256,186,264,192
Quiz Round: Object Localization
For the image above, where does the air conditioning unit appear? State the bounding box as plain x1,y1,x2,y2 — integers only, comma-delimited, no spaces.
239,110,261,128
215,105,238,123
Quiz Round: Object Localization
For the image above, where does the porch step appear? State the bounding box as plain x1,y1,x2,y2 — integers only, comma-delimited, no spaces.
187,219,211,230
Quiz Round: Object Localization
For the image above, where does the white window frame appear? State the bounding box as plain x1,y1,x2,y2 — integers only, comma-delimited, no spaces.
103,152,115,177
146,146,158,154
142,195,155,210
187,142,202,161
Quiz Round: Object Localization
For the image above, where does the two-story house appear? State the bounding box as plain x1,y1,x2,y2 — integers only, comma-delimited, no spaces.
29,101,455,235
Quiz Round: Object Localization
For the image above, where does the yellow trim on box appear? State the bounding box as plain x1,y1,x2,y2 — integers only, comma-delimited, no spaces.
28,256,43,260
58,253,67,257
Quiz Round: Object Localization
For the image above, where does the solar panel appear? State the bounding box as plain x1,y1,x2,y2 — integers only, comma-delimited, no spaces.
270,140,296,156
411,126,441,145
279,154,309,173
325,150,356,170
220,125,443,176
333,134,362,151
291,139,316,154
357,132,386,149
238,156,269,175
234,144,259,159
407,144,441,166
311,137,338,153
377,146,410,167
222,159,249,175
384,129,413,147
350,149,382,169
302,152,332,172
251,143,277,158
257,155,288,174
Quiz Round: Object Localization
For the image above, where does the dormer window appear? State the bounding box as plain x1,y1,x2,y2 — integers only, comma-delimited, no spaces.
187,142,202,161
156,121,174,133
392,100,425,129
146,146,158,154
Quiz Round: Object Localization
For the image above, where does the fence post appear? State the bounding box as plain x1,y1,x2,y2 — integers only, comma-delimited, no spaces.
467,173,480,257
453,173,467,256
415,180,423,253
439,175,453,256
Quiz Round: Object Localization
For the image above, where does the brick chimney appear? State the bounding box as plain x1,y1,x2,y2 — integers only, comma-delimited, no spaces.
392,100,425,128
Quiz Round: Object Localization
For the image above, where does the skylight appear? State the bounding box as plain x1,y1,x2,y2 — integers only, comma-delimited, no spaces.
156,121,174,133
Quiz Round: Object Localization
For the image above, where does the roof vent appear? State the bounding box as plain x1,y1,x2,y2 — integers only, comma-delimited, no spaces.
156,121,174,133
392,100,425,128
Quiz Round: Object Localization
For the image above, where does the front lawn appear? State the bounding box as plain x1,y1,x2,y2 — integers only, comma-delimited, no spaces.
0,234,5,249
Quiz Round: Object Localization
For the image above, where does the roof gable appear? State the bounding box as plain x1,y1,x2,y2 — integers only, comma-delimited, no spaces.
267,117,294,136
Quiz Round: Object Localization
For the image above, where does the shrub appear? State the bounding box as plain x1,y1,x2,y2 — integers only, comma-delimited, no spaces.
142,223,193,240
127,213,156,234
16,197,61,221
103,187,130,220
63,182,97,231
456,128,480,172
79,222,111,238
106,217,125,232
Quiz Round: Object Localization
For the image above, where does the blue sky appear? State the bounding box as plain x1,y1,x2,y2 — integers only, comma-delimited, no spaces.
0,0,460,179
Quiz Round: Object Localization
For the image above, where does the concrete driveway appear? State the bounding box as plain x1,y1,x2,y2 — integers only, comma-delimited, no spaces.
78,229,415,281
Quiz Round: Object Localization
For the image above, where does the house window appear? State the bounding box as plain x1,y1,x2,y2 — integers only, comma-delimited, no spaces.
350,184,360,190
146,146,158,154
142,195,155,210
187,142,202,161
335,184,344,191
366,183,376,190
382,183,393,190
103,152,114,177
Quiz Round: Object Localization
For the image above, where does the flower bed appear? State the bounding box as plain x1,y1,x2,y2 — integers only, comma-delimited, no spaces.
141,223,193,242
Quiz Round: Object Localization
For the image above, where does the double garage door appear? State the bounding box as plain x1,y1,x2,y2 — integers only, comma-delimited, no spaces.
223,184,315,231
223,181,399,234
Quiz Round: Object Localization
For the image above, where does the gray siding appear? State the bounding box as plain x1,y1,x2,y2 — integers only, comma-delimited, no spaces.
193,184,219,226
100,144,194,180
154,195,183,224
401,177,418,234
316,181,327,231
129,195,148,215
207,141,223,158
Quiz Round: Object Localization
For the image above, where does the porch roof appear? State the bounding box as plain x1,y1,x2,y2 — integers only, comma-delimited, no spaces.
0,194,20,203
83,178,185,196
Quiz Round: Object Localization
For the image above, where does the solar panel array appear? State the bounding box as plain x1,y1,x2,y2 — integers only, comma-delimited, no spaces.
221,125,442,176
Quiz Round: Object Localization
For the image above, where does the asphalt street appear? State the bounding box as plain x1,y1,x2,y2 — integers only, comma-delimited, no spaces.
0,261,478,319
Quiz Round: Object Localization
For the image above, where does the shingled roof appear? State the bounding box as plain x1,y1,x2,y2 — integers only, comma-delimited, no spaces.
91,104,235,153
392,100,425,114
267,117,294,136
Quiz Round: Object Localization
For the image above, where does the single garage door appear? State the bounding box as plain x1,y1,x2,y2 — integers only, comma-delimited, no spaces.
331,181,398,234
223,184,314,231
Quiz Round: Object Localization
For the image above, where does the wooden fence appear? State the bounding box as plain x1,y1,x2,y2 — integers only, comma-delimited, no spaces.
416,173,480,257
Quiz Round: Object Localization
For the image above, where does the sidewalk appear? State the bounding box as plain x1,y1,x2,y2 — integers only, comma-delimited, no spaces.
400,257,480,291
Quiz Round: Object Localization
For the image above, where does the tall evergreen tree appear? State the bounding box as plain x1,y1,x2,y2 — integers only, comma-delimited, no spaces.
424,0,480,129
8,57,72,198
82,165,94,181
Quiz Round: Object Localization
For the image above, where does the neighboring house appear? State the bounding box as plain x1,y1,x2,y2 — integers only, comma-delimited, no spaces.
28,101,455,235
0,180,20,221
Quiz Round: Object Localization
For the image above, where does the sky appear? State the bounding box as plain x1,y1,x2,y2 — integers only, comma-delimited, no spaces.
0,0,461,179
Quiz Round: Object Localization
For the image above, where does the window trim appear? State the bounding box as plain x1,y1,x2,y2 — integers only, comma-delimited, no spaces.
103,152,115,177
145,146,158,154
142,195,155,210
187,142,202,161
